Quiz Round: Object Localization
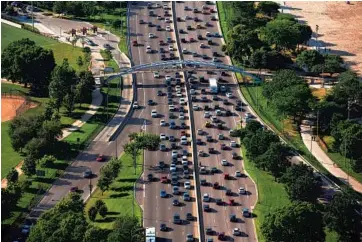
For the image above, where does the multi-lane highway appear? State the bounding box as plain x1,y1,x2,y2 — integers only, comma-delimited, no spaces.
174,1,257,240
129,2,199,241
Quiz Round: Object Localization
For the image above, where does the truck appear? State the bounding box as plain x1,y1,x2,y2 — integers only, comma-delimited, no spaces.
209,78,218,94
145,227,156,242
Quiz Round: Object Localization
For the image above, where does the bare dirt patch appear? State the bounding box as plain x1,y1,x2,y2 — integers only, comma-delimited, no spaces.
287,1,362,76
1,96,25,122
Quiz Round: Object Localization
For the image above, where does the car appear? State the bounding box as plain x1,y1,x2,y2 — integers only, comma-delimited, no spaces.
218,133,224,140
146,46,152,53
180,122,187,129
157,90,163,96
203,193,210,202
200,43,206,48
232,228,241,236
211,116,218,123
210,167,218,174
186,212,193,221
181,136,188,145
205,121,211,128
166,26,171,31
211,15,217,21
103,43,111,49
200,166,207,174
173,199,180,206
198,150,205,157
147,173,153,181
148,99,154,105
239,187,246,194
232,152,238,159
171,142,177,150
224,173,230,180
184,181,191,189
173,186,180,195
160,223,167,231
243,208,250,217
203,204,210,212
183,169,190,178
96,155,104,162
220,85,227,92
200,179,207,186
212,57,219,62
179,98,186,105
226,110,232,116
218,232,225,240
230,141,238,147
182,149,188,156
193,8,198,13
216,198,223,205
83,170,92,178
204,112,211,119
160,176,168,183
160,120,166,126
234,171,243,177
226,189,232,196
160,133,167,140
217,123,223,130
159,160,165,168
230,214,237,222
186,234,194,242
179,113,185,120
139,19,145,24
228,199,235,206
196,139,202,145
160,190,167,198
223,99,229,105
148,33,155,38
213,182,219,189
226,92,233,98
173,213,181,224
170,164,177,172
169,135,176,142
221,159,228,166
208,147,215,154
165,17,172,23
132,40,138,46
159,144,166,151
183,192,191,201
206,227,213,235
157,15,162,20
220,144,227,150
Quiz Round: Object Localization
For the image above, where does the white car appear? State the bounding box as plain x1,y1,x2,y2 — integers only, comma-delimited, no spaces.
182,155,188,162
245,112,253,119
193,105,200,111
160,133,167,140
149,33,155,38
203,193,210,202
169,105,175,111
239,187,246,194
200,43,205,48
226,92,233,98
179,98,186,105
146,46,152,53
160,119,166,126
133,101,139,109
235,171,242,177
172,150,178,158
166,26,171,31
181,136,188,145
169,46,174,51
204,112,211,118
182,48,188,54
154,72,160,78
233,228,241,236
157,15,162,20
165,75,172,80
165,17,172,23
212,57,219,62
182,159,188,166
179,113,185,120
176,91,183,97
230,141,237,147
170,164,177,172
216,109,222,116
175,85,181,91
221,159,228,166
184,181,191,189
151,109,157,117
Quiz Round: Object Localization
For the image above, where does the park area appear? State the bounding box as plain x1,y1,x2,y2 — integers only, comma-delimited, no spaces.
287,1,362,76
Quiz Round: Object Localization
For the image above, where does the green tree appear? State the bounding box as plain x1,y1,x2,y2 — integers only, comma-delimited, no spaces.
53,1,67,13
84,226,107,242
296,50,324,71
49,59,78,111
25,137,47,159
22,156,37,177
98,204,108,218
1,38,56,96
262,202,325,242
63,91,76,116
6,168,19,184
108,215,144,242
249,48,268,70
243,129,280,159
94,200,106,211
38,155,56,168
323,54,344,74
97,176,112,195
296,24,313,45
76,71,95,105
275,13,297,22
1,184,22,220
76,56,84,67
324,192,361,241
257,1,280,17
88,206,98,222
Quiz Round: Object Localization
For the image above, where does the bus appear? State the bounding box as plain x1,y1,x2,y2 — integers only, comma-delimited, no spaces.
145,227,156,242
209,78,218,93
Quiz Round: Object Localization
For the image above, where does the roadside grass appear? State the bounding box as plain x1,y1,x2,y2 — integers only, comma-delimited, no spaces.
100,49,120,73
2,78,122,227
1,23,89,72
311,87,328,100
216,1,233,42
1,83,90,178
85,151,143,229
241,146,290,242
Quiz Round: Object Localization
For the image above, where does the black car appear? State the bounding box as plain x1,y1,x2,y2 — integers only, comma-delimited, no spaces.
186,213,193,221
201,89,206,94
168,98,173,105
204,105,210,111
201,96,208,102
160,54,167,60
176,78,181,85
236,100,242,106
213,52,218,57
181,38,186,43
226,110,232,116
160,223,167,231
147,174,153,181
211,167,218,174
197,34,203,40
217,123,223,130
179,106,185,113
157,90,163,96
216,198,223,205
223,99,228,105
191,96,197,101
203,204,211,212
206,136,212,142
180,122,187,129
230,214,237,222
171,143,177,150
196,139,202,145
212,95,218,101
200,179,207,186
148,100,154,105
159,161,165,168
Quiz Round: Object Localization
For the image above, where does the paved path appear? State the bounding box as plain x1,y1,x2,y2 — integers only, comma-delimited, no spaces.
300,124,362,193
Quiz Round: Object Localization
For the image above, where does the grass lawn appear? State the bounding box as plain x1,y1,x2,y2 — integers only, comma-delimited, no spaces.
100,49,120,73
216,2,234,42
2,77,122,228
241,146,290,241
85,151,143,229
1,23,89,72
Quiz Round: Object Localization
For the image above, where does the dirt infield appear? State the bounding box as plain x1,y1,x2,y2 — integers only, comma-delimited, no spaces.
1,96,25,122
287,1,362,76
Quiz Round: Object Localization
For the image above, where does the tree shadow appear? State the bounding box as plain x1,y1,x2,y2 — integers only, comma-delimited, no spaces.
34,177,55,184
117,178,137,183
96,217,116,223
109,193,129,198
111,185,133,192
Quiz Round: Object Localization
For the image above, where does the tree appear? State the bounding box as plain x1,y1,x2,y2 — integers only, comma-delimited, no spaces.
296,50,324,71
263,70,303,99
63,91,76,116
88,206,98,222
38,155,56,168
49,59,78,111
76,71,95,105
39,119,62,145
1,184,22,220
243,129,280,159
323,54,344,74
98,204,108,218
76,56,83,67
296,24,313,45
53,1,67,14
275,13,297,22
262,202,325,242
108,215,144,242
84,226,108,242
1,38,56,96
324,192,361,241
25,137,47,159
257,1,280,17
22,156,37,177
97,176,112,195
94,200,106,211
6,168,19,184
249,48,268,70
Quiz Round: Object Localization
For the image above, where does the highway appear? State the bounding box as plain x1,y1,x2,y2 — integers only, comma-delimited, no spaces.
129,2,199,241
174,1,257,240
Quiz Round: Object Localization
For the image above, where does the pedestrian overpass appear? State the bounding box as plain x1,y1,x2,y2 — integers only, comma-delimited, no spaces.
98,60,262,83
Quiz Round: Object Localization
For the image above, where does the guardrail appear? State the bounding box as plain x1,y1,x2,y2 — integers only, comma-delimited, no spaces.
172,2,205,241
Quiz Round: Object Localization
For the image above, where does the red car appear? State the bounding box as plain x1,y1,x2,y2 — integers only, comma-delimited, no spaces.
180,131,186,136
132,40,138,46
224,173,229,180
228,199,235,206
218,232,225,240
96,155,104,162
161,176,168,183
190,37,195,42
220,144,227,150
210,8,216,13
159,40,164,45
213,182,219,189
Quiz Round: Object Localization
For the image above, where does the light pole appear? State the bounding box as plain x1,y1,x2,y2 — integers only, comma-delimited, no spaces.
315,24,319,51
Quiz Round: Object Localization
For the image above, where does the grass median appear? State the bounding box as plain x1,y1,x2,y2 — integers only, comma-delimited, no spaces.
2,78,122,228
100,49,120,73
85,151,143,229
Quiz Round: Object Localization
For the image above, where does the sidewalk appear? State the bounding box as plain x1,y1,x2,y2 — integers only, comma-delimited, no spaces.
300,124,362,193
93,52,133,142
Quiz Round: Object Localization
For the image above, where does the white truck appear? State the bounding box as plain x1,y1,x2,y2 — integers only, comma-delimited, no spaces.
209,78,218,94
